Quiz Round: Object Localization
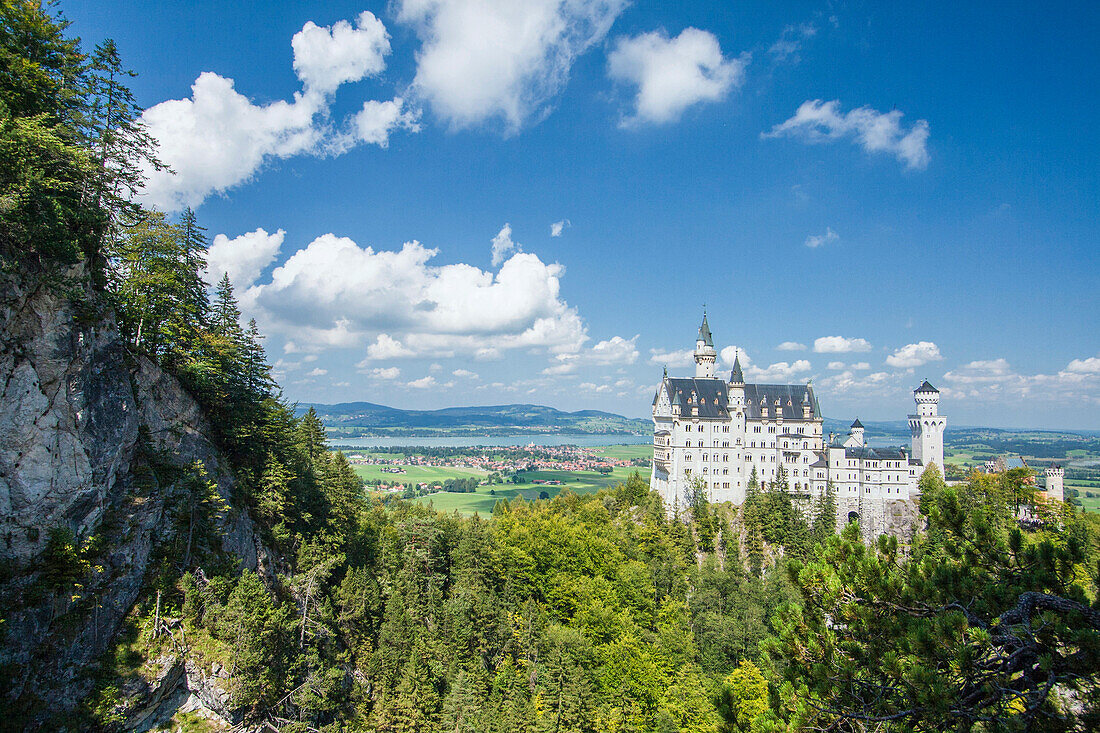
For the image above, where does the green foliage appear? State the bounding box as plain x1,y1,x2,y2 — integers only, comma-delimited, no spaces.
765,473,1100,731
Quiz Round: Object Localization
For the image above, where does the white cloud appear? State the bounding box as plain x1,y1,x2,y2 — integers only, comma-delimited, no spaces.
719,345,752,366
452,368,479,378
344,98,421,148
362,366,401,379
291,11,390,94
550,219,570,237
139,13,411,211
648,348,695,367
776,341,806,351
805,227,838,248
543,335,639,375
886,341,943,368
361,334,416,361
814,336,872,353
827,361,845,370
765,99,930,170
397,0,628,132
851,362,871,370
491,223,521,266
247,233,586,359
608,27,747,126
1066,356,1100,374
406,375,438,389
939,357,1100,409
746,359,812,382
769,23,816,61
206,228,285,288
820,369,896,395
579,381,613,393
307,367,328,377
140,74,324,211
943,358,1013,385
589,335,639,365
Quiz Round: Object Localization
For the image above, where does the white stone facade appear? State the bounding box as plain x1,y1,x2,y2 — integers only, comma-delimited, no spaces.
651,316,946,535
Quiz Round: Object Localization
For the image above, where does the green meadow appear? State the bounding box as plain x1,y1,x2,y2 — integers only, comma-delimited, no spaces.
411,462,648,516
352,464,488,485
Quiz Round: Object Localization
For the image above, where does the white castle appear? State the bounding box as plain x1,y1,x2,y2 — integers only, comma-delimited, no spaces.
651,314,946,534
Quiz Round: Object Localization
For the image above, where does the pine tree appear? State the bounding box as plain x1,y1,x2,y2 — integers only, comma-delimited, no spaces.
83,39,165,271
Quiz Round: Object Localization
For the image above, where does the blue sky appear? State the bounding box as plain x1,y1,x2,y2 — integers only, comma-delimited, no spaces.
64,0,1100,428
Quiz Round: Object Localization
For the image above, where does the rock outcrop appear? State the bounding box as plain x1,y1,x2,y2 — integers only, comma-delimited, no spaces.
0,270,268,726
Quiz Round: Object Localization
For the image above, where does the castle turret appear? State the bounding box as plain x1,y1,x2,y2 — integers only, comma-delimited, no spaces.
909,380,946,473
1044,465,1065,502
847,418,865,447
694,311,717,378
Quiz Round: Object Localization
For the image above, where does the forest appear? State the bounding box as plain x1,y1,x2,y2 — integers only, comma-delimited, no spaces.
2,1,1100,730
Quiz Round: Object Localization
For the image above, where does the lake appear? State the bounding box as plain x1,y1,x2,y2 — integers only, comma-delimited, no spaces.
330,433,651,449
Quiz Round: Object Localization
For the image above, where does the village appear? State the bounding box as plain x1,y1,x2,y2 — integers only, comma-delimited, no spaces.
340,443,649,494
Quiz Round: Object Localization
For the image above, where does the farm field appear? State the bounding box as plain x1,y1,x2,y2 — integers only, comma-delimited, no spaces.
352,464,488,485
413,463,647,516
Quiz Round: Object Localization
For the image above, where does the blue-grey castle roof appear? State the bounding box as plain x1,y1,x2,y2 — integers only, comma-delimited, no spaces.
915,379,939,393
655,378,820,421
697,314,714,346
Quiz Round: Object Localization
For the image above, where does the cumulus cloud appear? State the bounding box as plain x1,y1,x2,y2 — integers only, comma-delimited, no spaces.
886,341,943,368
140,12,411,211
491,223,521,266
819,369,895,395
344,98,421,148
543,335,639,375
361,334,417,361
291,11,390,93
550,219,570,237
206,228,285,288
579,382,613,393
406,375,438,389
720,346,752,366
608,27,747,126
814,336,872,353
805,227,838,248
765,99,930,170
648,348,695,367
452,368,479,378
776,341,806,351
827,361,845,370
590,335,639,364
307,367,328,377
243,232,586,360
1066,356,1100,374
746,359,812,382
851,362,871,370
397,0,628,132
943,358,1013,385
362,366,401,379
940,357,1100,408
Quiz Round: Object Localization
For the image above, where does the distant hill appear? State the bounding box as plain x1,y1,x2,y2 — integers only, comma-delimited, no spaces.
298,401,651,437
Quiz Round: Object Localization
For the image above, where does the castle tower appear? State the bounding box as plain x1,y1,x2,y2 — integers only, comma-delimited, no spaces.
909,380,946,473
694,311,717,378
1044,465,1065,502
849,418,865,447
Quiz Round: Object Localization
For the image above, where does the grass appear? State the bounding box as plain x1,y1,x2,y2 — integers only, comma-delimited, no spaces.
1078,495,1100,513
412,463,648,516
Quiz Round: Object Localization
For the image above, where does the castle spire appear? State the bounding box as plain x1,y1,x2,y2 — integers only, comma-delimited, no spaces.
730,350,744,384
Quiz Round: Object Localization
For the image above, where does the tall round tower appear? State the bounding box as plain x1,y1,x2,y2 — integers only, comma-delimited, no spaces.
909,380,946,473
694,312,717,378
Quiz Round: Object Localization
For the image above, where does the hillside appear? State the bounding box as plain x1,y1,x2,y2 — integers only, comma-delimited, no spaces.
299,401,651,436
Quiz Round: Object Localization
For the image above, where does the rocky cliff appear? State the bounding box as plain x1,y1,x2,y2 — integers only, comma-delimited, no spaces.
0,271,269,729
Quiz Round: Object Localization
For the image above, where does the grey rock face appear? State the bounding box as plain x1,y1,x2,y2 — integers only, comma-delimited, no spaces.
0,272,267,724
